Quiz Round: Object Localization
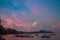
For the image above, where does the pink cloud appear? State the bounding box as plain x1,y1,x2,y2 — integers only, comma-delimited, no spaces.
52,22,60,30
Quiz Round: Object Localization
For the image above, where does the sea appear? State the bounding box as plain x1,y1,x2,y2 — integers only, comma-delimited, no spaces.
1,33,60,40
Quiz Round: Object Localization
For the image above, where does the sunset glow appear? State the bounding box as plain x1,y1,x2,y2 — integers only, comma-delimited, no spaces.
0,0,60,32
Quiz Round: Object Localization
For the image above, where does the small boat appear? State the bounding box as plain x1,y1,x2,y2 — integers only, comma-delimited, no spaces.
41,34,50,38
41,35,50,38
15,34,34,38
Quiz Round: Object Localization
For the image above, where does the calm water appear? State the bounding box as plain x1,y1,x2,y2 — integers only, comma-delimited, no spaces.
2,33,60,40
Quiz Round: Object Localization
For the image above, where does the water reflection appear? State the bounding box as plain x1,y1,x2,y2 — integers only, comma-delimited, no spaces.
1,34,60,40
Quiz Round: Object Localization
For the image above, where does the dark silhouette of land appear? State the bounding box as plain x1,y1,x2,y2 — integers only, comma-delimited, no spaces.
0,19,6,35
6,29,53,34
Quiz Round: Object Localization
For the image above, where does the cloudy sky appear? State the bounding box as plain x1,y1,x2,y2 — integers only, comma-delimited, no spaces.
0,0,60,32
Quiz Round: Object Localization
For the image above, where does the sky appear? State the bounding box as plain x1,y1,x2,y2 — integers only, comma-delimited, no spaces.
0,0,60,32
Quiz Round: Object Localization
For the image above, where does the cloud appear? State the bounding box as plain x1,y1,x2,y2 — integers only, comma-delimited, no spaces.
32,21,38,27
52,22,60,30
